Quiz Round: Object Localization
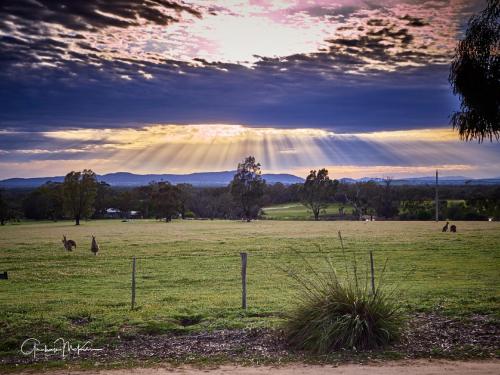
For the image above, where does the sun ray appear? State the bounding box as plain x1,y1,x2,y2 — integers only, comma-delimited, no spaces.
3,124,499,179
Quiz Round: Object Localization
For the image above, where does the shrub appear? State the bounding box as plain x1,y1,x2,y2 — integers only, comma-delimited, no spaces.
184,210,196,219
283,240,404,354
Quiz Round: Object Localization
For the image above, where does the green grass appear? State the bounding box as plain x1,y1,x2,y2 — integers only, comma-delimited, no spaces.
262,203,353,220
0,219,499,356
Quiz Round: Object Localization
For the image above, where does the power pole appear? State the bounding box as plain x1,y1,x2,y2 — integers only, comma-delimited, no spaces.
435,169,439,222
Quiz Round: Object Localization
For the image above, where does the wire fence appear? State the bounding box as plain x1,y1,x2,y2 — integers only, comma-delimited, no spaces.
1,230,497,314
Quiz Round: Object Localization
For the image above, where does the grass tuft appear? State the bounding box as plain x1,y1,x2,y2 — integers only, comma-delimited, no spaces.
283,237,404,353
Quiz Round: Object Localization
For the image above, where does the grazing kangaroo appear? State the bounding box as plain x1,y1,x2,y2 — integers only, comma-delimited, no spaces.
442,221,449,232
450,224,457,233
62,235,76,251
91,235,99,256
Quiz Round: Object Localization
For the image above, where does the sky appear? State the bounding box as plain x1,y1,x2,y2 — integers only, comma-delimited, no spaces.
0,0,499,179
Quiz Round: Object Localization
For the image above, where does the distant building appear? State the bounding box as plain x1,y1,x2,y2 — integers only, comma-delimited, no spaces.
105,208,121,218
104,208,141,219
360,214,376,221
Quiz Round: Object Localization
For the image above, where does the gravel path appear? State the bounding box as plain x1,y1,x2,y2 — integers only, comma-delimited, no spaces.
15,360,500,375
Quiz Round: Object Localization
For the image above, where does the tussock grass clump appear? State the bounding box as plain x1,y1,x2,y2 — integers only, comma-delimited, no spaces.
284,237,404,354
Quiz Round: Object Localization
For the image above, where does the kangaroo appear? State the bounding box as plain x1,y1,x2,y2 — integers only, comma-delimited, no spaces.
442,221,449,232
62,235,76,251
450,224,457,233
91,235,99,256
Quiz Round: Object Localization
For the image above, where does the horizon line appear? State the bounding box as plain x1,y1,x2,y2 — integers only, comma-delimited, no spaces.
2,169,500,182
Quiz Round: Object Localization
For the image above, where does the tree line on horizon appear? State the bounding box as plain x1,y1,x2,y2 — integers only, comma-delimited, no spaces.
1,156,499,225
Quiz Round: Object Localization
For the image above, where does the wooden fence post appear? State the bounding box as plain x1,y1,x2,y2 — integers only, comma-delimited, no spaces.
369,251,375,296
131,257,136,310
240,252,247,309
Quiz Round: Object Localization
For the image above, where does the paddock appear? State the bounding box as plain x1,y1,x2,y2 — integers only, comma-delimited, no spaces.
0,219,498,351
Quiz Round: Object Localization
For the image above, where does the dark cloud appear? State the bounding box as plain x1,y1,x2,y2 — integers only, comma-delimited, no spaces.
0,0,484,134
0,0,200,31
303,5,359,18
0,0,472,79
401,15,428,27
0,60,457,133
0,0,201,77
367,18,390,27
0,131,113,152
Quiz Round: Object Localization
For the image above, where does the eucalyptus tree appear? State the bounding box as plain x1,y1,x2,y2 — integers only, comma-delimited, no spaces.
449,0,499,141
230,156,265,221
63,169,98,225
301,169,338,221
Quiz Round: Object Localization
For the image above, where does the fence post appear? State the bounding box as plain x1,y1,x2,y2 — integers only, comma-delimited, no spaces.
369,251,375,296
131,257,136,310
240,252,247,309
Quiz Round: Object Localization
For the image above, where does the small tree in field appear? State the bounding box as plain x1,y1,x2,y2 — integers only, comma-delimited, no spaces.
301,169,338,221
63,170,98,225
230,156,265,221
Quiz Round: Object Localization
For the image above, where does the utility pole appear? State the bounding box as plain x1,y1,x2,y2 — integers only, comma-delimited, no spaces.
435,169,439,222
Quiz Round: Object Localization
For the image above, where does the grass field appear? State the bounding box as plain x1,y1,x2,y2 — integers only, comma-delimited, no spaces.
0,219,499,355
262,203,353,219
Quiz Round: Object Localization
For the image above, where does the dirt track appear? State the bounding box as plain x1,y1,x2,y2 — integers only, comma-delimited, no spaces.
20,360,500,375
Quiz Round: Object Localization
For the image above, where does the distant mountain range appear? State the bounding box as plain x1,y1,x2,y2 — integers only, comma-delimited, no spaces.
0,171,304,188
1,172,499,188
